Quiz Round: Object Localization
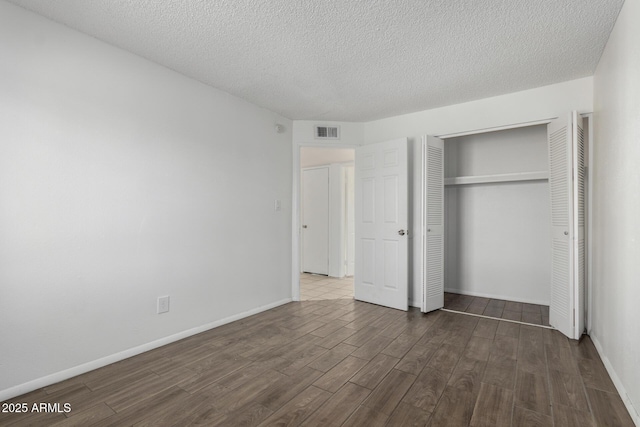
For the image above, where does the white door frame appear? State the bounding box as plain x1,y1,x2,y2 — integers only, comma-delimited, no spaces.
292,142,359,301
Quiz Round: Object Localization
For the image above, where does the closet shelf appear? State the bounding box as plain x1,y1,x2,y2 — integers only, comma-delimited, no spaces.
444,171,549,186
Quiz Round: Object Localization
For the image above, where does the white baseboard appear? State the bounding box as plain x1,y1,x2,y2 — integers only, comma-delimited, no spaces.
0,298,292,402
590,334,640,426
444,288,549,306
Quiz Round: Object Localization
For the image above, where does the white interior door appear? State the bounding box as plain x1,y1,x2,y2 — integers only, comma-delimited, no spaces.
302,167,329,275
548,111,585,339
354,138,408,311
422,136,445,313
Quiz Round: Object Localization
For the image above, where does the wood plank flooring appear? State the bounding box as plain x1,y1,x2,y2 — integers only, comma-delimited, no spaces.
444,292,550,327
1,299,633,426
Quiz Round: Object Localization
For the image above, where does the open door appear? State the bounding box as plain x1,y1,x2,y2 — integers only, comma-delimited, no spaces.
354,138,408,311
548,111,585,339
422,136,445,313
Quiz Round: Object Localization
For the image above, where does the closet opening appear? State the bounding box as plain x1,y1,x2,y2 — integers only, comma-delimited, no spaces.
439,117,590,330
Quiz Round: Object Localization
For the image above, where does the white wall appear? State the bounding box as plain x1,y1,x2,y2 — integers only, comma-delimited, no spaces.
592,0,640,423
363,77,593,144
363,79,593,308
444,126,551,304
444,126,549,178
0,2,292,400
300,147,354,168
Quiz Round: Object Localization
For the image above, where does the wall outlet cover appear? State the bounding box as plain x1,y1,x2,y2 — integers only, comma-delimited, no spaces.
157,296,170,314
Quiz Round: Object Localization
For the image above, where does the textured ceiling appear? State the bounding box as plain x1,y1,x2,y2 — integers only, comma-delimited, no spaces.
8,0,624,121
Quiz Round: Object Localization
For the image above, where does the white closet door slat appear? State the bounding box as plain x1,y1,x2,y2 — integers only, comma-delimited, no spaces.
422,135,444,313
548,111,585,339
574,113,586,337
548,116,574,338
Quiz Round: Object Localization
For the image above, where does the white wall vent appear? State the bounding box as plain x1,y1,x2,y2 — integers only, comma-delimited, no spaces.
315,125,340,140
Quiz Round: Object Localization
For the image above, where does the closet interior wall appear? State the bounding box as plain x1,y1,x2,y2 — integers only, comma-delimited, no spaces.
444,125,551,305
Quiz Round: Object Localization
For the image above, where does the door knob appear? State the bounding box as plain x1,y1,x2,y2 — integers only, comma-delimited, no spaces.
398,229,406,236
302,225,308,229
564,231,569,235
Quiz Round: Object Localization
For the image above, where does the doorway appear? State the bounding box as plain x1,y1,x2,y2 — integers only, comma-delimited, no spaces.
297,146,355,301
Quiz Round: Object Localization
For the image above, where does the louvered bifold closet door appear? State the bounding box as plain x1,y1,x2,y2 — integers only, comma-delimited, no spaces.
422,136,444,313
548,112,584,339
573,113,586,337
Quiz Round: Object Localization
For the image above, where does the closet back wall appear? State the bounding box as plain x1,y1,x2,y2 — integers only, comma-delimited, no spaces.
444,125,551,305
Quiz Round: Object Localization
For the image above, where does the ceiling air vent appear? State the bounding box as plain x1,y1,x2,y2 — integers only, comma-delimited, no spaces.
315,125,340,140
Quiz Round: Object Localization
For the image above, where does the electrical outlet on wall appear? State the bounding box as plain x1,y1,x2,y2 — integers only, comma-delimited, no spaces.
157,296,170,314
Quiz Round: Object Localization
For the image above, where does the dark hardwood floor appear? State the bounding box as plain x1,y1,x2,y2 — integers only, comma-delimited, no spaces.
1,299,633,426
444,292,550,327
